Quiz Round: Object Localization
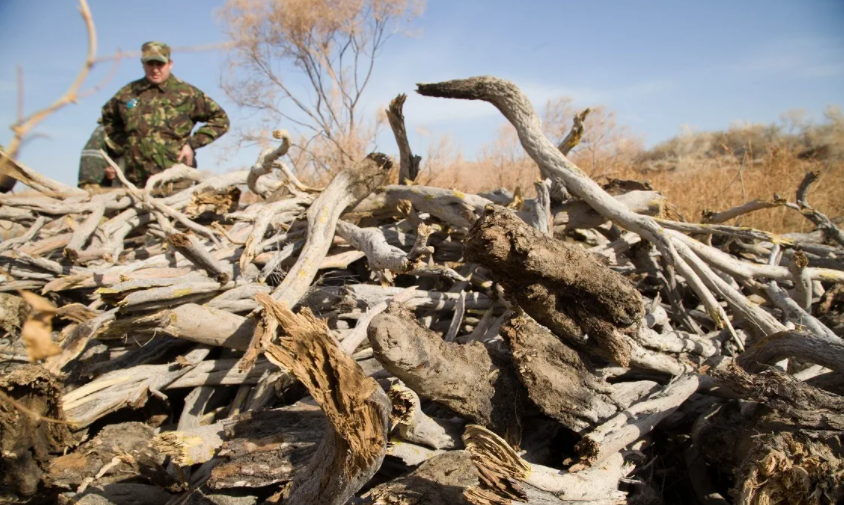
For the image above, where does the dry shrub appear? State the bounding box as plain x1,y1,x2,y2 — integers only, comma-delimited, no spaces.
219,0,424,180
616,151,844,233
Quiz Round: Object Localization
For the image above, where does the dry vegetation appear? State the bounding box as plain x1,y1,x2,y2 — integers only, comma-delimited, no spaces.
417,102,844,234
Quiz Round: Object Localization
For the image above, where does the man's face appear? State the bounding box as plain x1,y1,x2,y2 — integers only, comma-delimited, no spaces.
143,60,172,84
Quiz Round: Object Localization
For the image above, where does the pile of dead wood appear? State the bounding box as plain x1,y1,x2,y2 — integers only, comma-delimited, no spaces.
1,77,843,505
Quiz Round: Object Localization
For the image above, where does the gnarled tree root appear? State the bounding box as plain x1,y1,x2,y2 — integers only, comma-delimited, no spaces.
502,313,657,433
368,302,527,442
466,205,644,365
695,364,844,504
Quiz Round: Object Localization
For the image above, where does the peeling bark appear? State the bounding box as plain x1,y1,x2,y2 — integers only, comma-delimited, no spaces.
47,422,171,491
257,293,391,505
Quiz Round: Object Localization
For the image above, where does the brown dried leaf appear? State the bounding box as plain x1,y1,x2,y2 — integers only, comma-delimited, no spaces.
20,290,58,314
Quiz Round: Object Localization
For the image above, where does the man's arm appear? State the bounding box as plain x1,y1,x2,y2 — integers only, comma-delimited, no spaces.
101,94,128,156
186,91,230,151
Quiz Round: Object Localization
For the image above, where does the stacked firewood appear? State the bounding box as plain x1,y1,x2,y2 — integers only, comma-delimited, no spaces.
1,77,842,505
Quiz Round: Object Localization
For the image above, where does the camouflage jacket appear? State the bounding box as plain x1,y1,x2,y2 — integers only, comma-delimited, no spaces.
78,125,120,188
101,75,229,185
0,144,16,193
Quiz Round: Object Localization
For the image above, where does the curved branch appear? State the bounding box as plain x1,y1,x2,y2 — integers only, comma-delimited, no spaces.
416,77,727,330
793,171,844,247
246,130,291,197
737,330,844,373
1,0,95,197
387,94,421,184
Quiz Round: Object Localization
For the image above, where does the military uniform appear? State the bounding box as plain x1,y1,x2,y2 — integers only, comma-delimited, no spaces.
77,124,122,191
0,144,16,193
101,41,229,186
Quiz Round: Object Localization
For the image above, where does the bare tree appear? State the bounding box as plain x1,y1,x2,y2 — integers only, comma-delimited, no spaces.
219,0,424,178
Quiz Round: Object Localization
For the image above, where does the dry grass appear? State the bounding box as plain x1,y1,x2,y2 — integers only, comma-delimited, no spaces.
405,107,844,235
410,148,843,234
621,153,844,234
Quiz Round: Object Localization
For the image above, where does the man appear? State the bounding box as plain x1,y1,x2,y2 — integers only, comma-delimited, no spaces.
101,41,229,186
0,145,16,193
77,120,119,192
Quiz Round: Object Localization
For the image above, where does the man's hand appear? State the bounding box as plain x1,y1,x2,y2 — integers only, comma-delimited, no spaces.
177,144,195,166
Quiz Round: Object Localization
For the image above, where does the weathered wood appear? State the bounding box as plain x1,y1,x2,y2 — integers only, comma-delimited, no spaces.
387,379,463,450
167,233,231,283
502,313,655,433
702,196,786,224
463,424,629,504
0,364,73,498
362,451,478,504
386,94,421,184
62,347,211,427
271,153,391,306
737,330,844,374
794,170,844,247
0,216,45,254
63,199,106,261
558,108,591,156
257,293,391,505
466,206,644,365
46,422,170,491
246,130,291,197
209,403,325,489
572,374,700,470
369,302,526,441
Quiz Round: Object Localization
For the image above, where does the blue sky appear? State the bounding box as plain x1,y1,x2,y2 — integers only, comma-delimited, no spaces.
1,0,842,187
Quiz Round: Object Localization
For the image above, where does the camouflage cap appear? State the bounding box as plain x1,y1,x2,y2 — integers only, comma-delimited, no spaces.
141,41,170,64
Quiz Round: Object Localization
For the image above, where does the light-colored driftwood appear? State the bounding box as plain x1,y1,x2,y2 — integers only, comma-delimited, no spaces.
101,149,222,245
387,379,462,450
0,216,46,254
1,70,843,504
270,153,391,306
416,77,730,332
387,94,421,184
62,347,211,427
524,178,553,235
737,330,844,373
794,170,844,247
572,374,700,470
463,424,630,504
167,233,230,284
702,196,786,224
246,130,291,197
